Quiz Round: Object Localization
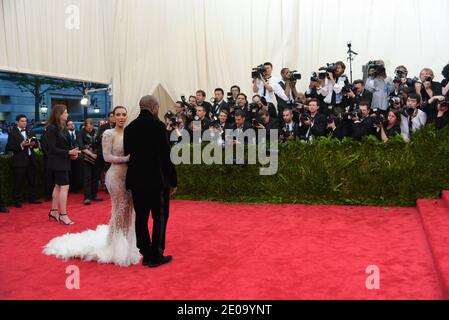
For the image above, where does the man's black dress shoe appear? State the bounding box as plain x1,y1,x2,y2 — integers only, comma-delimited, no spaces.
148,255,173,268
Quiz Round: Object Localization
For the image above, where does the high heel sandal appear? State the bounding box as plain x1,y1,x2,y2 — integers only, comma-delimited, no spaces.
48,209,59,222
59,213,75,225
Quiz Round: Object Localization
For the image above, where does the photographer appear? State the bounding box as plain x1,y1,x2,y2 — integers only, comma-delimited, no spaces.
300,99,327,142
276,68,299,117
442,64,449,96
208,110,231,144
415,68,443,105
195,90,212,116
346,79,373,110
77,118,102,205
365,60,394,113
230,109,253,145
350,102,375,140
400,93,427,142
435,96,449,129
252,94,277,119
175,101,186,117
229,93,251,124
229,85,241,106
306,73,327,114
6,114,41,207
211,88,229,118
190,105,211,142
392,65,412,96
317,61,348,115
375,109,401,142
253,62,278,103
171,115,191,145
254,109,280,143
280,108,299,142
421,94,446,124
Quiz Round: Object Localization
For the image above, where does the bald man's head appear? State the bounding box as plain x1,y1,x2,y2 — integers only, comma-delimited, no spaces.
140,95,159,116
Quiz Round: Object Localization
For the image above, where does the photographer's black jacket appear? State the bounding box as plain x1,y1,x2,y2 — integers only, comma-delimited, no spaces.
303,113,328,140
348,89,373,110
6,126,36,168
351,116,375,140
77,128,98,153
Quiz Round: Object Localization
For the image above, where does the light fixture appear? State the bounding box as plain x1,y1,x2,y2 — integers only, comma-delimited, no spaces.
81,95,90,106
40,103,48,114
93,103,100,114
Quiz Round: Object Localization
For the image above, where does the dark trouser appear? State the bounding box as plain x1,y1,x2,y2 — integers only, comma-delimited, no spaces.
12,164,37,203
132,188,170,260
82,161,99,200
69,159,83,192
43,157,54,200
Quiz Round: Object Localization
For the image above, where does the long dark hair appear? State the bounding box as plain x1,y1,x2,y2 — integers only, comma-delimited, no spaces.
46,105,67,129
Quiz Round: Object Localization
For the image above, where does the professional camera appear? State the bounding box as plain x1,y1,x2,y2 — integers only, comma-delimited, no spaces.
401,106,415,117
248,102,259,114
165,111,180,129
252,64,265,79
210,116,222,130
350,108,362,120
299,111,312,124
311,71,327,82
342,79,355,94
252,118,261,128
180,95,196,116
372,108,386,126
319,63,337,75
286,70,302,81
388,96,402,109
227,92,236,107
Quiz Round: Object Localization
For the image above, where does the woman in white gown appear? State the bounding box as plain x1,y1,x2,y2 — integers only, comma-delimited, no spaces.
43,106,141,267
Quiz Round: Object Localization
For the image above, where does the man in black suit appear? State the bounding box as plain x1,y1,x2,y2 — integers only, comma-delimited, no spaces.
231,109,253,144
346,79,373,111
301,99,328,142
66,120,82,193
280,108,300,142
6,115,41,208
124,95,177,268
351,102,375,140
211,88,229,118
254,109,280,143
195,90,213,116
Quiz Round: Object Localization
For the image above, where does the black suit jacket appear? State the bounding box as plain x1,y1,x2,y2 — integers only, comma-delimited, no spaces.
45,124,71,171
124,110,177,191
211,100,229,117
306,113,328,139
348,89,373,109
351,116,375,140
6,127,36,168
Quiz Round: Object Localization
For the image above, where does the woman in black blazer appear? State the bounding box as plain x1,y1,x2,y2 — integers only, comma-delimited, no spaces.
46,105,79,225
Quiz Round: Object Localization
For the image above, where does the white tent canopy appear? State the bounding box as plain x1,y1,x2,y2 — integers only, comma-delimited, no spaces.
1,0,449,121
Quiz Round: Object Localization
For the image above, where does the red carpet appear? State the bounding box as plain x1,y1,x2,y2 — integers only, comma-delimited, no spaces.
0,191,448,300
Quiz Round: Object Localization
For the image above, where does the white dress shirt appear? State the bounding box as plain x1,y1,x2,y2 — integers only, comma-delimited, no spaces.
318,75,347,105
400,109,427,142
254,76,289,104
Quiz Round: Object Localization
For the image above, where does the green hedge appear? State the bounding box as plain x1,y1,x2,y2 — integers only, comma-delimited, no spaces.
2,126,449,206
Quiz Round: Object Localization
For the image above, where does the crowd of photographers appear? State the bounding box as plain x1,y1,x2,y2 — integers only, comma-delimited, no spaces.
164,61,449,145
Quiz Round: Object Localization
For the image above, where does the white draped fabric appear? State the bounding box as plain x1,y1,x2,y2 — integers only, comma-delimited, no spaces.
1,0,449,120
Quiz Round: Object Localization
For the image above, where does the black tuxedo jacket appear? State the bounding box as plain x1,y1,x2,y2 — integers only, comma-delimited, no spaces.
211,100,229,117
124,110,177,191
348,89,373,109
45,124,72,171
6,127,36,168
306,113,328,138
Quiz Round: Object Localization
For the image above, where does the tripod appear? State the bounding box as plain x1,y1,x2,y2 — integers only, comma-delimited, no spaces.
346,41,358,83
